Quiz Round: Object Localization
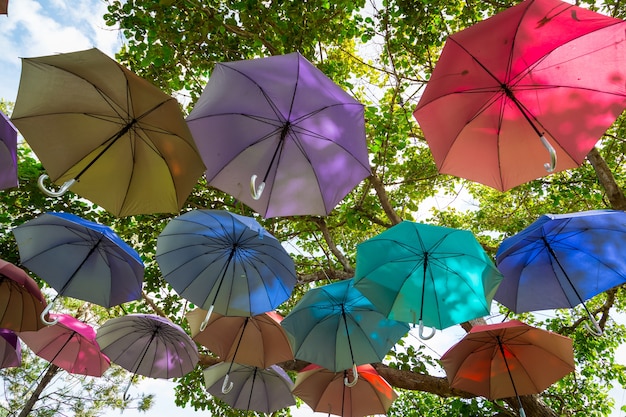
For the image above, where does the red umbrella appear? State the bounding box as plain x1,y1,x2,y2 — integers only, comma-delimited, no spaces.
19,313,110,377
413,0,626,191
0,259,48,332
440,320,574,417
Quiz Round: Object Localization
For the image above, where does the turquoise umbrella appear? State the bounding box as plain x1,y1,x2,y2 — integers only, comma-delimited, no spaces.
281,279,409,386
353,221,502,339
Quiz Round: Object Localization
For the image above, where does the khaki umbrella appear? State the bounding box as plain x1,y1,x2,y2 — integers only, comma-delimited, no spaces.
12,48,205,217
0,258,48,332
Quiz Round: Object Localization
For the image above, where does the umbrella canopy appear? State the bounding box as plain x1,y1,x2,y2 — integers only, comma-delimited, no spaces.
293,363,398,417
11,47,205,217
353,221,502,336
495,209,626,334
0,329,21,369
413,0,626,191
0,0,7,14
203,362,295,414
281,278,409,379
186,308,293,368
13,212,144,323
186,52,371,218
0,109,18,190
156,209,297,319
96,314,198,380
440,320,574,416
0,258,48,332
19,313,110,377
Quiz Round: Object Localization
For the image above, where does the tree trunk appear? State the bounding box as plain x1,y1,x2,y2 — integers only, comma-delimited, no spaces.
587,147,626,210
18,364,60,417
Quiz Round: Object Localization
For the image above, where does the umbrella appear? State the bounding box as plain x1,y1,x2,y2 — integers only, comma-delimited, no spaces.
186,52,371,218
186,308,293,367
0,1,7,15
413,0,626,191
0,329,21,368
96,314,198,398
293,363,398,417
156,209,297,325
12,212,144,324
281,278,410,385
0,258,48,332
495,209,626,335
203,362,295,413
0,109,18,190
19,313,110,376
440,320,574,417
353,221,502,339
11,47,205,217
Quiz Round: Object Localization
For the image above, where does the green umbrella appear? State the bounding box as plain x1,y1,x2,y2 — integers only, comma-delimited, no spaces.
353,221,502,339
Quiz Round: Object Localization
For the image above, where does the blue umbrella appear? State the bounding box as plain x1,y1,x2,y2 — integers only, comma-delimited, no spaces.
156,210,297,328
12,212,144,324
495,209,626,335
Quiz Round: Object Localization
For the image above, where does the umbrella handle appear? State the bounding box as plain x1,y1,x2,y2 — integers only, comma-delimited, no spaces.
221,373,234,394
38,174,76,197
519,407,527,417
40,302,58,326
344,363,359,387
583,312,603,336
250,175,265,200
199,305,214,332
539,135,557,173
418,320,436,340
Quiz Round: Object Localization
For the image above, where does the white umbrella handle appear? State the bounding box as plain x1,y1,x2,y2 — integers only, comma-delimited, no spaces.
583,312,603,336
519,407,527,417
540,135,557,172
250,175,265,200
418,319,436,340
40,301,58,326
38,174,76,197
221,373,234,394
344,363,359,387
199,305,214,332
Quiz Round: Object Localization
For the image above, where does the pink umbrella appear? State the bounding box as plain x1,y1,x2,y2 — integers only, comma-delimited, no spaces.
19,313,110,377
0,110,18,190
0,258,48,332
0,328,21,368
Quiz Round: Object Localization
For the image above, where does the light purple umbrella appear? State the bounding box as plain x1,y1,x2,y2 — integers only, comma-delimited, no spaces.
0,328,21,368
0,110,18,190
186,52,371,218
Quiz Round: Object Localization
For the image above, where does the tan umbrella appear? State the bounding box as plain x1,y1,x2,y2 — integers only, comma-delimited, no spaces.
11,48,205,217
0,259,47,332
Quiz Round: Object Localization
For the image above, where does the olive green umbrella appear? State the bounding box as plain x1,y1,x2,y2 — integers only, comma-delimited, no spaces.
11,48,205,217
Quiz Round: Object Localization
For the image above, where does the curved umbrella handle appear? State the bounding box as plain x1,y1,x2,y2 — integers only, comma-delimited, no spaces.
418,319,436,340
221,373,234,394
540,135,557,173
519,407,527,417
199,305,214,332
38,174,76,197
344,363,359,387
583,312,603,337
250,174,265,200
40,302,58,326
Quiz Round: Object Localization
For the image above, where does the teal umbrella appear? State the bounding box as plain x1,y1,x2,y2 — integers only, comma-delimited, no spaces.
281,279,409,386
353,221,502,339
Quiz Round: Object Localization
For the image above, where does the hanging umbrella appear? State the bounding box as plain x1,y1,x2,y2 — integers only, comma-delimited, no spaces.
12,212,144,324
0,258,48,332
353,221,502,339
0,0,7,15
293,363,398,417
186,52,371,218
186,308,293,367
413,0,626,191
11,47,205,217
440,320,574,417
0,329,21,368
19,313,110,376
281,278,410,385
96,314,198,398
495,209,626,335
156,209,297,326
203,362,295,414
0,109,18,190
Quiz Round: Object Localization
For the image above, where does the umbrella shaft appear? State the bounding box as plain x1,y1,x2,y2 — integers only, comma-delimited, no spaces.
496,337,524,411
542,237,588,307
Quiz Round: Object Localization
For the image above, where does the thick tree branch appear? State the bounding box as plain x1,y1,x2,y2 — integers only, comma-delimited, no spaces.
311,217,354,274
586,147,626,210
368,173,403,225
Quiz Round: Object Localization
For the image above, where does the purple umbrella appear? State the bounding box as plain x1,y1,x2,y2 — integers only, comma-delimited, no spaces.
186,52,371,218
0,328,21,368
0,110,18,190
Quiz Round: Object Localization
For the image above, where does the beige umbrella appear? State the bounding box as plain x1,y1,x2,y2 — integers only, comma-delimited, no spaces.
12,48,205,217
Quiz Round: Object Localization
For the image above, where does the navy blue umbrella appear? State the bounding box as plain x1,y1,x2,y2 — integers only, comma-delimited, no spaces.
495,209,626,335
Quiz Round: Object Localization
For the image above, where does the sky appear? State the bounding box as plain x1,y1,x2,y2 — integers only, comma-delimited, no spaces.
1,1,625,417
